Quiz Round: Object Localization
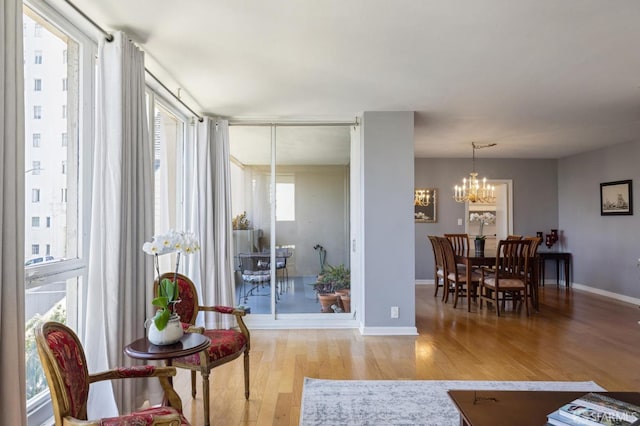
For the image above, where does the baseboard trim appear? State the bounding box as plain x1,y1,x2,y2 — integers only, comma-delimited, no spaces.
570,282,640,306
359,326,419,336
415,279,433,285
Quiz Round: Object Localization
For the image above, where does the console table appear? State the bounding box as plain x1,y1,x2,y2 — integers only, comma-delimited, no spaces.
448,390,640,426
538,251,571,287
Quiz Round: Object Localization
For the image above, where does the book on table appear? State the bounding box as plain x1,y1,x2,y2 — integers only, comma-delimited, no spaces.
550,392,640,426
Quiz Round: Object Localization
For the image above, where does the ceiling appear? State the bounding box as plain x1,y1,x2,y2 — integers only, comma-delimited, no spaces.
65,0,640,159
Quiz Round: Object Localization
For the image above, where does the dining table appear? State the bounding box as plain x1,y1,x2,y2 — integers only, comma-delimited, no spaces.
455,250,540,312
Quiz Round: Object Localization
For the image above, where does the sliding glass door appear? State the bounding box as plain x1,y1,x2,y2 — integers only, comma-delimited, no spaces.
229,124,351,317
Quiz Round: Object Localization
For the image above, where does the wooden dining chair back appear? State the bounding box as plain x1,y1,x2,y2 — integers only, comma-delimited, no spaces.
524,236,543,308
154,273,250,426
507,235,523,240
479,239,532,316
444,233,470,257
428,236,446,299
36,321,188,425
438,236,481,310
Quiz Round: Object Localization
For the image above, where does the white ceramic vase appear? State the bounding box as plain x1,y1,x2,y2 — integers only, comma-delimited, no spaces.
146,313,183,345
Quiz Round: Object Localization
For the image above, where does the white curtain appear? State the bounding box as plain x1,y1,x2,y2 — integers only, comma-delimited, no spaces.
84,31,156,417
188,118,235,329
0,0,26,423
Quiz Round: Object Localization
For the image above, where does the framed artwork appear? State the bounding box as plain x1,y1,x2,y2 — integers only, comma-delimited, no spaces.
600,180,633,216
414,188,437,223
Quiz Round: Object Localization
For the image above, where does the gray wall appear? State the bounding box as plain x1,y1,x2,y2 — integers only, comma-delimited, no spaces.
362,111,415,329
415,158,558,281
559,140,640,298
274,165,349,276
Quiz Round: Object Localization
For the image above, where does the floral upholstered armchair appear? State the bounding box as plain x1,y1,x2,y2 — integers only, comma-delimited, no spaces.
153,272,250,426
36,321,189,426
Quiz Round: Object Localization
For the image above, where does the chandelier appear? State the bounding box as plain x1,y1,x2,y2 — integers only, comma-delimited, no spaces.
414,189,432,206
453,142,497,203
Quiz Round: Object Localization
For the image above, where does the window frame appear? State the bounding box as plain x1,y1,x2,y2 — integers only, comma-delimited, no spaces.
23,1,97,423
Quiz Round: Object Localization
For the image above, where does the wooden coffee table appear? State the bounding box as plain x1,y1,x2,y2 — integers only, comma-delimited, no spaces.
448,390,640,426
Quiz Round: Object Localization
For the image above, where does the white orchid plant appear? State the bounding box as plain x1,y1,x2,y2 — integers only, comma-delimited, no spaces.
469,212,496,240
142,230,200,330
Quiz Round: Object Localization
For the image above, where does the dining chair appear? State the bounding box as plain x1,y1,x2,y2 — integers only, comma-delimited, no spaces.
438,236,481,310
154,273,250,426
479,239,532,316
507,235,523,240
428,236,446,299
524,236,542,309
444,233,470,257
36,321,189,426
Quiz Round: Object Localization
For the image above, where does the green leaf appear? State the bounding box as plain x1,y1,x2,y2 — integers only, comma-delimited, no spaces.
153,308,170,330
159,278,178,303
152,296,168,309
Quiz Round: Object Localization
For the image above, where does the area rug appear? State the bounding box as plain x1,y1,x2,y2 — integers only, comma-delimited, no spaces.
299,378,605,426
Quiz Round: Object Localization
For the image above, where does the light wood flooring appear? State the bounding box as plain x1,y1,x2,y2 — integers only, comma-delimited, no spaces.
174,285,640,426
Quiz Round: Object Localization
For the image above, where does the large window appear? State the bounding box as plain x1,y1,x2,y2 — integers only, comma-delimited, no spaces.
23,5,94,423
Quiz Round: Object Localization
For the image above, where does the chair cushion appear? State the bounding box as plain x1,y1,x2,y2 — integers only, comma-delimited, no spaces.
173,329,248,366
100,406,189,425
483,277,525,289
448,271,481,282
242,270,270,283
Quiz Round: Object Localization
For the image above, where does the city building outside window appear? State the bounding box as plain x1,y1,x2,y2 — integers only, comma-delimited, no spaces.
33,105,42,119
32,188,40,202
32,133,41,147
31,245,40,255
34,50,42,64
34,78,42,91
32,161,41,175
32,217,40,227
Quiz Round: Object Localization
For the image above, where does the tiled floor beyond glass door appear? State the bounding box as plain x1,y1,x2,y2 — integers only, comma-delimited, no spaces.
236,275,324,314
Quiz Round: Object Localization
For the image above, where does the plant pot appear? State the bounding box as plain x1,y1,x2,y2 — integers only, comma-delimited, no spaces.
318,293,339,313
146,313,183,345
474,238,485,257
340,295,351,313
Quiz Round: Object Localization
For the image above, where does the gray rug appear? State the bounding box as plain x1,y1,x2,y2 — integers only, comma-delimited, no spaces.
299,378,605,426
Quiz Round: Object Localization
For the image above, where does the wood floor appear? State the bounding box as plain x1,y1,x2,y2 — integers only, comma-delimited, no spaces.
174,285,640,426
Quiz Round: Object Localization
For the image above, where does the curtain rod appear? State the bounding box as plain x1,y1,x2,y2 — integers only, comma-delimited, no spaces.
228,120,359,127
63,0,204,122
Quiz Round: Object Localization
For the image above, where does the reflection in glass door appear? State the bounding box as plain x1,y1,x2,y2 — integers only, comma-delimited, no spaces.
229,125,351,316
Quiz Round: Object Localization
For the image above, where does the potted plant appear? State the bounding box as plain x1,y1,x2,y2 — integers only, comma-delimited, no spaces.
469,212,495,256
314,264,351,313
143,230,200,345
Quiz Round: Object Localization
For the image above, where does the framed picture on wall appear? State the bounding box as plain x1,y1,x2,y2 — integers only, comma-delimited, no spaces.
414,188,437,223
600,180,633,216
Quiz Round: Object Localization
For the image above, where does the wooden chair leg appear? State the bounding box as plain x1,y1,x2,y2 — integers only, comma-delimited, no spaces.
191,370,197,398
202,371,210,426
244,350,250,399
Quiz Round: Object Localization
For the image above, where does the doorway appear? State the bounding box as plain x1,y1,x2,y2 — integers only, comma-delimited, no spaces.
465,180,513,253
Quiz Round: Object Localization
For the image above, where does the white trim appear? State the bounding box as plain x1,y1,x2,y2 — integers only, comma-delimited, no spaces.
244,314,359,329
570,282,640,306
415,279,432,285
359,326,419,336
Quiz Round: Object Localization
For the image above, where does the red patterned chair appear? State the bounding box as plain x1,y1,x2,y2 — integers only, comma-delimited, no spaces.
36,321,188,426
154,273,250,426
